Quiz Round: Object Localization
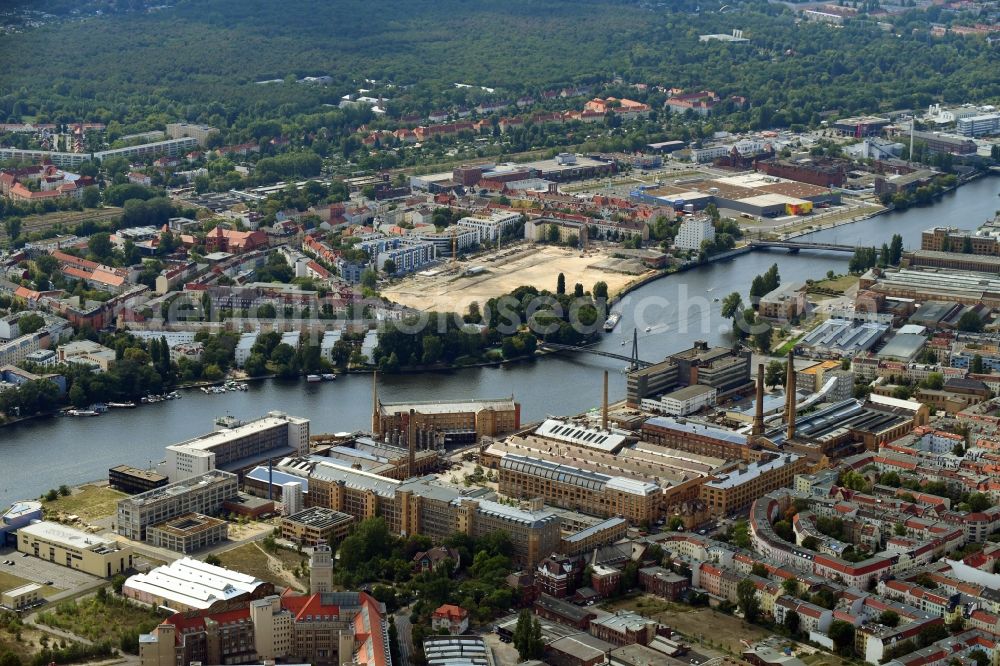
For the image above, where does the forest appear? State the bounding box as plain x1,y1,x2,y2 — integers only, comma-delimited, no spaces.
1,0,998,139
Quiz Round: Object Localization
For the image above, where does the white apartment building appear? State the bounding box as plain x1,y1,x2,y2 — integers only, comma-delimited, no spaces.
455,211,523,243
674,217,715,250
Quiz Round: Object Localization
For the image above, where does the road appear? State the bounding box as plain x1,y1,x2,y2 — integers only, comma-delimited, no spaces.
394,608,414,666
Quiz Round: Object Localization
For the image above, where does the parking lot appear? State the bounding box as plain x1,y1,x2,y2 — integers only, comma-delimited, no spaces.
0,547,101,593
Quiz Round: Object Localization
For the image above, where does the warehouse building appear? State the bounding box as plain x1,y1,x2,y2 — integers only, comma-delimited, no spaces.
699,454,806,516
18,521,133,578
123,557,273,613
498,454,662,525
300,460,560,565
373,396,520,444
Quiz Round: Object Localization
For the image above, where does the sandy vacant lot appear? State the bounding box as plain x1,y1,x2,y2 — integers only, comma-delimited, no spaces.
382,245,652,313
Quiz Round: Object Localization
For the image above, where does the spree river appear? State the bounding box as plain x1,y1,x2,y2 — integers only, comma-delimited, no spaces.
1,177,997,506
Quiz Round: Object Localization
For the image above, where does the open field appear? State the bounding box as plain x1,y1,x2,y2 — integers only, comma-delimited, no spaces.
604,595,771,655
382,245,653,313
42,484,125,523
36,594,166,645
215,542,308,592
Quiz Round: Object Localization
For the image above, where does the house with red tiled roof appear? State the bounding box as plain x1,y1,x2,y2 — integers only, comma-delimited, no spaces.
204,226,267,253
431,604,470,635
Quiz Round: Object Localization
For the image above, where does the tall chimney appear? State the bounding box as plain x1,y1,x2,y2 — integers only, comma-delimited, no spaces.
407,408,416,478
786,350,796,441
602,370,609,430
752,363,765,439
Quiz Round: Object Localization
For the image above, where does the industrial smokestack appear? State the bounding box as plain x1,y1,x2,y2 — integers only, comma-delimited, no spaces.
786,350,796,441
752,363,765,439
408,408,416,478
602,370,609,430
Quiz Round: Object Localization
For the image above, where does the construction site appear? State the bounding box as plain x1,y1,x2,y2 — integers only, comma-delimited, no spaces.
381,244,655,313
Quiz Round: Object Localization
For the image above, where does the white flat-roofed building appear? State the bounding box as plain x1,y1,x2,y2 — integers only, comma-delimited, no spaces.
123,556,268,612
161,412,309,481
455,211,522,243
18,521,133,578
320,329,341,362
533,418,629,453
957,113,1000,137
234,332,259,367
643,384,717,416
1,583,42,610
674,217,715,250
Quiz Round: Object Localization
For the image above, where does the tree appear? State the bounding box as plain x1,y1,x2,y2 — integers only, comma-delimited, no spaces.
593,281,609,301
87,232,113,261
360,268,378,289
0,651,21,666
513,609,543,661
382,259,397,275
889,234,904,266
721,292,743,321
754,323,772,353
828,620,855,655
17,313,44,335
922,372,944,391
802,536,819,550
764,360,785,388
668,515,684,531
878,610,900,627
573,283,584,298
969,650,989,666
972,354,984,374
81,186,101,209
968,493,992,512
918,624,948,646
784,610,801,636
737,578,759,623
957,310,984,332
5,217,22,242
782,577,798,596
556,272,566,295
547,224,560,244
751,563,768,577
58,484,70,496
204,554,222,566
